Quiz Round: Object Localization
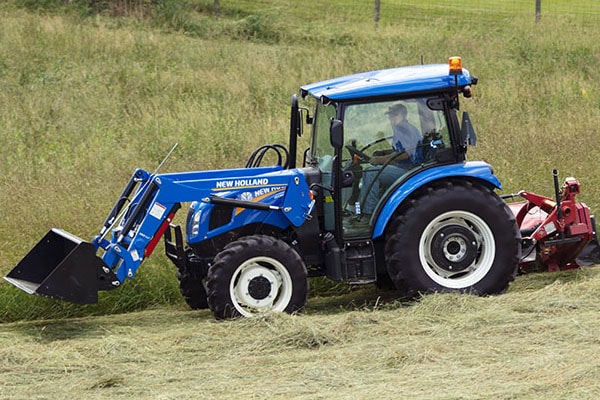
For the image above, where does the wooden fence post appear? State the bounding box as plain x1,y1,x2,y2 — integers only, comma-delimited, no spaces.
535,0,541,22
214,0,220,21
374,0,381,31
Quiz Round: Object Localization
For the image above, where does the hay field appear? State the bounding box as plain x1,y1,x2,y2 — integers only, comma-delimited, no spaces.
2,268,600,399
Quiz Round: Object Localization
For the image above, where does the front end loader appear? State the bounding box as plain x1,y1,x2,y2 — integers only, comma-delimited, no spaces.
6,166,314,306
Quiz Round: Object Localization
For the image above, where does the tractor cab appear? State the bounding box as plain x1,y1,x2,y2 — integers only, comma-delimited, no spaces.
299,59,477,240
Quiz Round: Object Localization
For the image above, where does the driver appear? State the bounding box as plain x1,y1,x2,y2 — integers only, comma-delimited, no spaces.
360,103,423,217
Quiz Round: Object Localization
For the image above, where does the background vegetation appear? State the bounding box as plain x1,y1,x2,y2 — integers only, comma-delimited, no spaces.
0,1,600,396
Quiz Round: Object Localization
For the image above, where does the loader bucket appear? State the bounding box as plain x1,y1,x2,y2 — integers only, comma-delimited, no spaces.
4,228,115,304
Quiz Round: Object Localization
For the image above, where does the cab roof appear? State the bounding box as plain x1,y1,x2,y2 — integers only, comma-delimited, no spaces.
300,63,474,102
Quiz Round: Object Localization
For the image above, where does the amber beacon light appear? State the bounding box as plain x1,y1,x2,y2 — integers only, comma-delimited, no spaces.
449,56,462,75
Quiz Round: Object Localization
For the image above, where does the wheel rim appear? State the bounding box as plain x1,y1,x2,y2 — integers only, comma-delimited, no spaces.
419,210,495,289
229,256,293,317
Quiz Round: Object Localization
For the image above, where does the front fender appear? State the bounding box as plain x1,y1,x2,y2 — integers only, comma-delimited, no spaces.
372,161,502,239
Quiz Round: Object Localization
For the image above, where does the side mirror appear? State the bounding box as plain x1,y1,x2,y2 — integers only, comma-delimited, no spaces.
460,112,477,146
330,119,343,149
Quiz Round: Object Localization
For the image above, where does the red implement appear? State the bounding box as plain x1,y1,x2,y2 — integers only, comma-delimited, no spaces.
506,175,598,273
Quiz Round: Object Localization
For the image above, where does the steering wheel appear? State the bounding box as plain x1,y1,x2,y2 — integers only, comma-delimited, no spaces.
345,144,371,163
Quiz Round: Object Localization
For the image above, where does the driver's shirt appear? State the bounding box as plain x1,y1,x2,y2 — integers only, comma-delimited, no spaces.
392,120,423,166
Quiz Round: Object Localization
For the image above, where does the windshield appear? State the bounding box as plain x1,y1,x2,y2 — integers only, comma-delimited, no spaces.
342,97,449,164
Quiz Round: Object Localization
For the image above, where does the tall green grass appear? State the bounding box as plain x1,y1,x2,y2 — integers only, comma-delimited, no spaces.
1,0,599,321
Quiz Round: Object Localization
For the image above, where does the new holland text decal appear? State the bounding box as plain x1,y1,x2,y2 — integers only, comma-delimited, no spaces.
214,178,270,189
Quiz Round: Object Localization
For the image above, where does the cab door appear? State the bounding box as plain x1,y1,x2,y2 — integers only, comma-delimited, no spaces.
336,96,454,238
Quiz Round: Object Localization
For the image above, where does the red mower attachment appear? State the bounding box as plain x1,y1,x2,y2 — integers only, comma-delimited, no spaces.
505,170,599,273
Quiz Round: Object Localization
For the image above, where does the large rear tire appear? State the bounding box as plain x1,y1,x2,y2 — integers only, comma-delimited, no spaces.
385,180,521,298
206,235,308,319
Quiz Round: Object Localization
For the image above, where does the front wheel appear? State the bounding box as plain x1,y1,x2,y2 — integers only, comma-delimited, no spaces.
206,235,308,319
177,269,209,310
385,180,521,298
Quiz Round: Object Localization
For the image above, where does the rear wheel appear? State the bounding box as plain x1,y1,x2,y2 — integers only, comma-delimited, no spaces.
206,235,308,319
385,180,521,298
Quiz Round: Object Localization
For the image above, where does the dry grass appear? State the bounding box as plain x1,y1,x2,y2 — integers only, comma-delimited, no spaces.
2,267,600,399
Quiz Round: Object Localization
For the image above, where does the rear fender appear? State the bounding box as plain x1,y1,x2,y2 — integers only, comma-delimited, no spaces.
372,161,501,239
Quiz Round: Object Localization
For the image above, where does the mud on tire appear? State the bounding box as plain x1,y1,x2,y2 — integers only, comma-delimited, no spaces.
385,180,521,299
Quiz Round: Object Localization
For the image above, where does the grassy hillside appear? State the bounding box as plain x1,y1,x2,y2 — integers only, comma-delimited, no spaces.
1,0,600,321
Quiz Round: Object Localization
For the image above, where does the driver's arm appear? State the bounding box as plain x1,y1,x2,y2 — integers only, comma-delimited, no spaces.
370,150,409,165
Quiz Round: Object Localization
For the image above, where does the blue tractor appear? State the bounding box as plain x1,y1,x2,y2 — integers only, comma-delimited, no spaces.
6,57,521,319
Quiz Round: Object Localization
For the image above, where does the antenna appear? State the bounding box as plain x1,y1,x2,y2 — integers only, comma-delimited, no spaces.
153,143,179,175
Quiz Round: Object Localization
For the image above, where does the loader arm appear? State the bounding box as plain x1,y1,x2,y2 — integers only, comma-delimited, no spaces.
95,166,314,284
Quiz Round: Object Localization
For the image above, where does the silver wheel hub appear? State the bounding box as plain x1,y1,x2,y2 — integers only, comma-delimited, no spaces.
419,211,495,289
229,256,293,317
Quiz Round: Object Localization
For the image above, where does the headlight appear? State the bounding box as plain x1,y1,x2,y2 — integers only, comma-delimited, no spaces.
190,209,201,237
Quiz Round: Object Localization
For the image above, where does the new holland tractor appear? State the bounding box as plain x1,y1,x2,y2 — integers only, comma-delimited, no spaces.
6,57,596,319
